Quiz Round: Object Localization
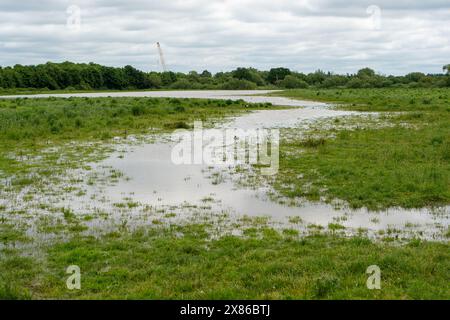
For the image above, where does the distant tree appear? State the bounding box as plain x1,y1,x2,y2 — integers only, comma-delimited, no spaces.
147,72,162,88
161,71,177,86
279,75,308,89
232,68,264,85
290,71,307,81
418,76,434,87
187,71,200,81
81,66,104,89
102,66,125,89
357,67,376,78
1,61,448,91
363,75,387,88
321,75,349,88
405,72,425,82
124,65,149,89
0,67,4,88
346,78,364,88
214,72,225,79
267,67,291,84
34,65,59,89
171,79,194,89
233,68,252,80
306,70,326,85
201,70,212,78
221,78,257,90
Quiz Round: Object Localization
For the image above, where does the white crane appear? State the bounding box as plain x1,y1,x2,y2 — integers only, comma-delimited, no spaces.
156,42,167,72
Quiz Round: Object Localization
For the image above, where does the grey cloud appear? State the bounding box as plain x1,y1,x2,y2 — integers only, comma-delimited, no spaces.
0,0,448,75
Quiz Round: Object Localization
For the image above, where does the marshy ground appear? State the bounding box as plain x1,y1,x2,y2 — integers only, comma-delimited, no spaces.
0,89,448,299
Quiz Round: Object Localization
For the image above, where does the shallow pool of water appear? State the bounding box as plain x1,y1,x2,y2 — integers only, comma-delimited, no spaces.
94,140,448,238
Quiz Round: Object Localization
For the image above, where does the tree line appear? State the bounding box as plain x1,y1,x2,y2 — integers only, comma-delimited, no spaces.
0,61,449,91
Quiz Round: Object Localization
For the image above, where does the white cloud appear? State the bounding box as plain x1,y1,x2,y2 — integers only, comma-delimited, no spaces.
0,0,449,75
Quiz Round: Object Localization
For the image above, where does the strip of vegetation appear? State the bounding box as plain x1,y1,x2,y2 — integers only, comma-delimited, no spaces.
0,97,273,145
0,62,448,93
274,87,450,112
272,88,450,209
1,223,448,300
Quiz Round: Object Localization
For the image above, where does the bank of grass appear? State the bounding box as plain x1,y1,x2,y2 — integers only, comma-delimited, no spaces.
0,97,273,145
0,88,276,96
272,88,450,209
0,88,115,96
1,224,449,300
274,87,450,112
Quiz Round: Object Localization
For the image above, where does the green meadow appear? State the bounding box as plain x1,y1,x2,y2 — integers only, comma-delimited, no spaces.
272,88,450,209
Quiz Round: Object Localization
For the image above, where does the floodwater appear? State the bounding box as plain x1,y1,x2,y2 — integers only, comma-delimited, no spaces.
60,90,447,240
95,140,448,238
3,90,449,240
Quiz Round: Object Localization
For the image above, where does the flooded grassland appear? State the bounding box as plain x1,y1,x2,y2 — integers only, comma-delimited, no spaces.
0,90,448,299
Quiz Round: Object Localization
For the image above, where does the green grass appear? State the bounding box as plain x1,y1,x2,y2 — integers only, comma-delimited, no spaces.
274,88,450,112
0,97,272,146
0,88,117,96
272,88,450,209
1,224,448,300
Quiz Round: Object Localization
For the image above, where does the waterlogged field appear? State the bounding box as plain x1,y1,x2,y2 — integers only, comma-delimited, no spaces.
272,88,450,209
0,89,449,299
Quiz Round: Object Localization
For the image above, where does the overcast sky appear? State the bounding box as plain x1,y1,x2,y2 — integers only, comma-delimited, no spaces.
0,0,449,75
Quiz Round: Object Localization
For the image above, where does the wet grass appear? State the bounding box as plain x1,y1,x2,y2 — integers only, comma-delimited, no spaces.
0,97,273,182
272,88,450,209
1,223,448,300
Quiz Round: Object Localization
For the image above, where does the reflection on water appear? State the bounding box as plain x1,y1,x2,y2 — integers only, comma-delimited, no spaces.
95,140,448,239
